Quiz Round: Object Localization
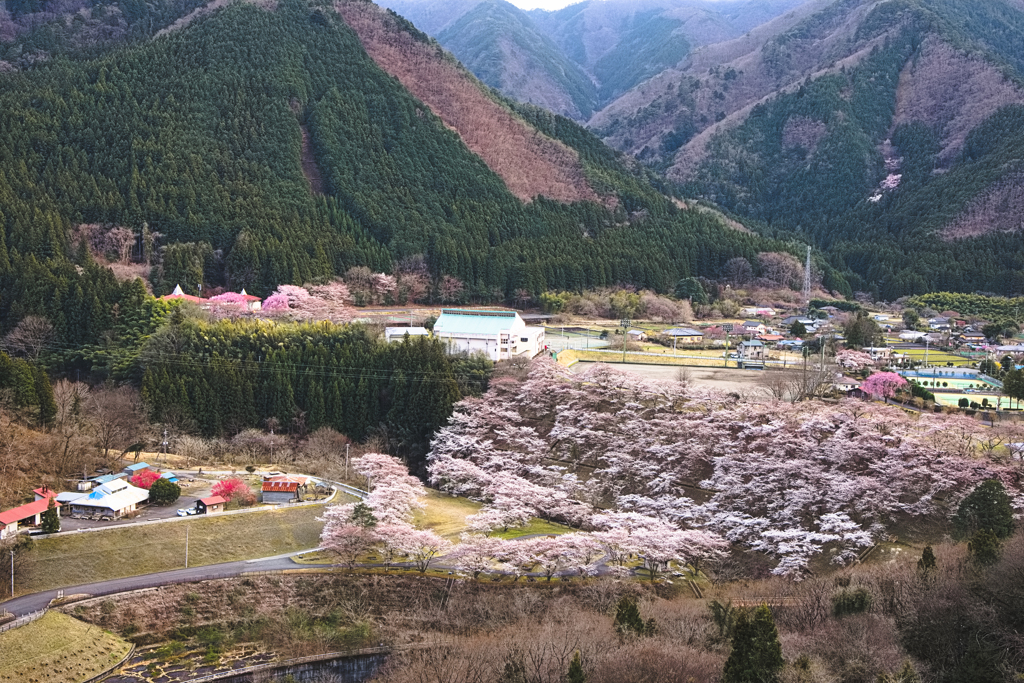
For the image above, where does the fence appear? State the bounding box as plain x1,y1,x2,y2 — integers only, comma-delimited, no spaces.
0,608,45,634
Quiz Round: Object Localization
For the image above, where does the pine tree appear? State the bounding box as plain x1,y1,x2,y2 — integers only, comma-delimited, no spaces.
614,595,655,637
567,650,586,683
723,604,784,683
40,496,60,534
954,480,1015,539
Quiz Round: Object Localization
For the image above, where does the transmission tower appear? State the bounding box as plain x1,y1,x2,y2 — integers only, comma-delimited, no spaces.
802,245,812,310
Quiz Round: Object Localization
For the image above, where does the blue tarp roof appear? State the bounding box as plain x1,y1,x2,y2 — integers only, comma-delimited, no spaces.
125,463,150,472
434,309,522,336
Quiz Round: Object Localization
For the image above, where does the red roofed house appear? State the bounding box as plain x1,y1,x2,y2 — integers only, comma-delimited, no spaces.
262,480,301,504
196,496,227,515
161,284,207,305
0,496,60,540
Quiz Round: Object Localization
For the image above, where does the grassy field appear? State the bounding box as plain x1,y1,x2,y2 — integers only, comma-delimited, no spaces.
412,490,570,539
896,348,974,367
17,502,353,595
0,611,131,683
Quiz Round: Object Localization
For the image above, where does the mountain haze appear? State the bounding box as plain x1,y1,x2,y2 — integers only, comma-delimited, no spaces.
379,0,806,118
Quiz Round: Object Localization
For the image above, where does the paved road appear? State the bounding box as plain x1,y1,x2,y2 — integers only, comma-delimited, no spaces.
0,551,327,617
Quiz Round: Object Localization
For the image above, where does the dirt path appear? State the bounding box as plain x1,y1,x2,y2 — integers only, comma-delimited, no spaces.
572,361,768,395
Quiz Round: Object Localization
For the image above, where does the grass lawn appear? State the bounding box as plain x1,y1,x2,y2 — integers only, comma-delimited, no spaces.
17,501,355,595
894,349,973,366
413,490,483,538
0,611,131,683
493,519,571,539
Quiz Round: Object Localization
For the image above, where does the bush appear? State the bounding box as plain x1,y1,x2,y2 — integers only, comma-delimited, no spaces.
149,477,181,505
832,588,871,617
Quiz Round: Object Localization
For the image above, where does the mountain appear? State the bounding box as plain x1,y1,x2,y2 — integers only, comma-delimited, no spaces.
435,0,596,120
378,0,806,118
592,0,1024,299
0,0,779,356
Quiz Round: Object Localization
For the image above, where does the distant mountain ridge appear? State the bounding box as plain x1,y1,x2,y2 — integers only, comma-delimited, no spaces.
379,0,807,118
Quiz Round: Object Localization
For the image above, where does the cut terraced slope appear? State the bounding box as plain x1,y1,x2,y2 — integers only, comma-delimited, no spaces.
335,1,602,205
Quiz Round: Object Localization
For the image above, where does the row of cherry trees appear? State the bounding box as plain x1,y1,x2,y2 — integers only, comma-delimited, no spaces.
426,360,1024,575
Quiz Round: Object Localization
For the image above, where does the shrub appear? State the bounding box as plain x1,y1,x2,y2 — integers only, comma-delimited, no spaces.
149,477,181,505
832,588,871,617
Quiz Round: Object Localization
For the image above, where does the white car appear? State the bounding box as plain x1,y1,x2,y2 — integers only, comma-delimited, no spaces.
176,507,196,516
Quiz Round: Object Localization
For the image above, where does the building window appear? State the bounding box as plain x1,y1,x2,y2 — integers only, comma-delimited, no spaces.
521,337,529,343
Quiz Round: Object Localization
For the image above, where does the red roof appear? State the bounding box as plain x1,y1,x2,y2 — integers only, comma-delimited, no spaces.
33,487,58,499
162,292,207,304
262,481,299,493
0,498,60,526
758,334,786,342
200,496,227,506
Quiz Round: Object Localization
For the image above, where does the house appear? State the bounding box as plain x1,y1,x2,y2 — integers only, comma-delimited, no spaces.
433,309,545,361
781,316,816,327
66,479,149,519
899,330,927,341
626,329,647,342
262,480,301,504
196,496,226,514
663,328,704,344
124,462,151,476
958,331,987,345
863,347,892,361
741,321,767,336
736,340,766,368
236,289,262,312
741,307,777,317
0,494,60,540
834,375,861,393
160,472,179,484
385,327,431,344
757,334,786,343
161,284,206,305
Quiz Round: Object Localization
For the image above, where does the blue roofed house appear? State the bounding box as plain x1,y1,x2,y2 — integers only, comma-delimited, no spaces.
433,309,545,361
62,479,150,519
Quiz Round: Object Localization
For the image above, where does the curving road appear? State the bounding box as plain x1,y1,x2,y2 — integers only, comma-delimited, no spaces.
0,550,328,617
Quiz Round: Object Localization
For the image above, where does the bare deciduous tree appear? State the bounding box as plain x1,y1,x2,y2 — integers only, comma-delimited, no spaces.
86,384,144,465
3,315,55,360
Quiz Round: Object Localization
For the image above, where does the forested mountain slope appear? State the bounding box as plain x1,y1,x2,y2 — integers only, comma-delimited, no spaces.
378,0,806,119
435,0,596,120
0,0,781,364
591,0,1024,299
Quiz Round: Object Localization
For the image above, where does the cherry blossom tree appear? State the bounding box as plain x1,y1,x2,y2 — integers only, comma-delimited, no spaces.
835,349,875,371
392,526,454,573
860,372,908,399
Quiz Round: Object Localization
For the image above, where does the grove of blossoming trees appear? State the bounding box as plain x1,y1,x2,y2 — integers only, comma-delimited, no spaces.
427,360,1022,575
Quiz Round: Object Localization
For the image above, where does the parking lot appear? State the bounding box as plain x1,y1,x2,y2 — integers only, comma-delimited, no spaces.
57,476,215,532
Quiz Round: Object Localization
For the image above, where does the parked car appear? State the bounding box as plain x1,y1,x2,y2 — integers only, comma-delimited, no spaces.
176,507,197,516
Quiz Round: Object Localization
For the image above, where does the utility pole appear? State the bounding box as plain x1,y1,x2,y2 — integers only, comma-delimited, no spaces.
185,526,189,569
10,550,13,599
344,443,350,481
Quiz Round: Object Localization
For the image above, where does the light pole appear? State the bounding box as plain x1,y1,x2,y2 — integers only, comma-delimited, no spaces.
10,550,13,599
185,525,190,569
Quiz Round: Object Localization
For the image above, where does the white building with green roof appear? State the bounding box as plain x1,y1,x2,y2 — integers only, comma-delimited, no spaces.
433,309,545,361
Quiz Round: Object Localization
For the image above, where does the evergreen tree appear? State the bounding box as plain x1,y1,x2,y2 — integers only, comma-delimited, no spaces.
149,477,181,505
33,367,57,427
790,320,807,337
40,497,60,534
917,545,936,578
968,528,1002,566
954,480,1015,539
567,650,586,683
613,595,655,637
723,604,784,683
